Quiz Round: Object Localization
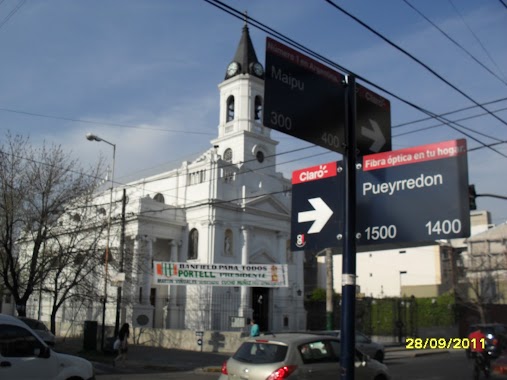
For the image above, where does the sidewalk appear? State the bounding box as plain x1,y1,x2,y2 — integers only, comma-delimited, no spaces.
384,344,451,360
55,337,231,373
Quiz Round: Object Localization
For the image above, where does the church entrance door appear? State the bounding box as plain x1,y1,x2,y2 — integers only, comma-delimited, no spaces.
252,287,269,332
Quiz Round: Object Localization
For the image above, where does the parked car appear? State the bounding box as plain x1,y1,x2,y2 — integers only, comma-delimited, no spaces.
466,323,507,359
17,316,56,347
0,313,95,380
219,333,391,380
310,330,385,362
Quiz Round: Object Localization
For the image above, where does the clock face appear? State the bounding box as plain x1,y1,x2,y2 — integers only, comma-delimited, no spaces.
256,150,265,163
227,62,239,77
253,62,264,76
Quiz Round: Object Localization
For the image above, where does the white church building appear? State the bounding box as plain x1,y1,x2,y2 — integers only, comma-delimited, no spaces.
60,25,305,334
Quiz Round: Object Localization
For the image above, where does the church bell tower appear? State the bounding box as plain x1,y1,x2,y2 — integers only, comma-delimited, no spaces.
212,24,278,171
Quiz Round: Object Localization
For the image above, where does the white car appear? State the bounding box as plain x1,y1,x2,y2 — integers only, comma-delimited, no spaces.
17,316,57,347
0,313,95,380
219,333,391,380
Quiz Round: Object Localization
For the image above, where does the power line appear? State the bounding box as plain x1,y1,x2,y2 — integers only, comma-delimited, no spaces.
447,0,507,83
393,105,507,140
392,97,507,129
0,0,25,30
323,0,507,129
205,0,507,159
1,2,504,160
402,0,507,87
0,107,215,136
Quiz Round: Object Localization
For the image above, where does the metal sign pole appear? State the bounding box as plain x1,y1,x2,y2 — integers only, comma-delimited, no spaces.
340,74,357,380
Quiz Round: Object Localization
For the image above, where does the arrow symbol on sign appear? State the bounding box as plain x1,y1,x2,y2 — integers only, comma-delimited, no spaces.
361,119,386,153
298,197,333,234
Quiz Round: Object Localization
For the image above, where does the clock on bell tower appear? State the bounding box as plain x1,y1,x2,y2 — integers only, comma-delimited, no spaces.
212,24,277,171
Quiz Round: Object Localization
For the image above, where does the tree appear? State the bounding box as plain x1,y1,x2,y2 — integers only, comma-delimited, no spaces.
0,132,105,323
454,228,507,324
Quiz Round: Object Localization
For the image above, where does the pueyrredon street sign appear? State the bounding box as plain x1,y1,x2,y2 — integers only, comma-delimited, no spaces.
356,138,470,248
291,139,470,251
263,37,391,155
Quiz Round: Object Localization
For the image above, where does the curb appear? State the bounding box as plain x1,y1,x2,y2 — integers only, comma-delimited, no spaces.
413,349,450,358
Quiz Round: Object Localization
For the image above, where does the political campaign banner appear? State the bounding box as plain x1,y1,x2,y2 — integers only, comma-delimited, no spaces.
153,261,289,287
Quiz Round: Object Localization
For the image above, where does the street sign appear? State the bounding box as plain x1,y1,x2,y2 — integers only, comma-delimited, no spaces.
290,161,344,251
264,37,346,153
356,139,470,247
356,85,391,155
264,37,392,156
290,139,470,251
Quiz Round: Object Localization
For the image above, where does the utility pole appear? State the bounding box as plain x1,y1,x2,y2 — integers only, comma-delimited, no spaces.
340,74,358,380
114,189,127,336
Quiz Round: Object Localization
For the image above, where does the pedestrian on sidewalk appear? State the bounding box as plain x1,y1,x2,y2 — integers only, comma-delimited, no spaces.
113,323,130,367
250,319,260,337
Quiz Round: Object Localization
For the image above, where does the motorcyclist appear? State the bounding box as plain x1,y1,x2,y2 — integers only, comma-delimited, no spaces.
469,328,490,378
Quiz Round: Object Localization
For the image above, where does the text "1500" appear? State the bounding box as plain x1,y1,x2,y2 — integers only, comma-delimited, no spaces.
364,225,397,240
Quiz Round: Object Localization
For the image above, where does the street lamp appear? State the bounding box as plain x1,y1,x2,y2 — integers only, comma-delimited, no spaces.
86,132,115,351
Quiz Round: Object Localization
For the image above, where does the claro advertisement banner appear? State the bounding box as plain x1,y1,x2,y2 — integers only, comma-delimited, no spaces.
153,261,289,287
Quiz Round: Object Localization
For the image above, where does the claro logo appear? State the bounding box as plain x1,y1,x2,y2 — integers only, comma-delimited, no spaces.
299,165,328,182
292,161,337,185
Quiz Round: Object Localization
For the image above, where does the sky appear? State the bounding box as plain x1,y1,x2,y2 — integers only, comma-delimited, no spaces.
0,0,506,225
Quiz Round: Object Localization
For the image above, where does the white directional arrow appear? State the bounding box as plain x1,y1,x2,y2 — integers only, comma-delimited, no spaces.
298,197,333,234
361,118,386,153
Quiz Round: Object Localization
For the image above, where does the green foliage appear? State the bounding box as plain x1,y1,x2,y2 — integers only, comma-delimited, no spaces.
368,293,456,336
305,292,457,335
309,288,327,301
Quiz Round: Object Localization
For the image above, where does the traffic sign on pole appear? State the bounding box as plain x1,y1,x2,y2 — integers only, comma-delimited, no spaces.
356,85,391,155
290,161,343,251
264,37,391,156
290,139,471,252
264,38,346,153
357,138,470,247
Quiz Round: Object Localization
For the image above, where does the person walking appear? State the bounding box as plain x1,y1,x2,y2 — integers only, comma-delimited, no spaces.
250,319,260,337
113,323,130,367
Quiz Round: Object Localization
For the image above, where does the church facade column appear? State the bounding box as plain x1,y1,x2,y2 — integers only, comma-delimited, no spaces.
238,226,252,322
165,240,183,328
275,231,290,331
141,236,154,305
131,235,155,328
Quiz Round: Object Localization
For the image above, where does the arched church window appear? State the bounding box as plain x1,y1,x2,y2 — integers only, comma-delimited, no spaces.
223,148,233,163
224,229,233,256
188,228,199,260
227,95,235,122
153,193,165,203
254,95,263,121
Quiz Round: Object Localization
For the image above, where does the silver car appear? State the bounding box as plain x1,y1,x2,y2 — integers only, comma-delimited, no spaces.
219,333,390,380
311,330,385,362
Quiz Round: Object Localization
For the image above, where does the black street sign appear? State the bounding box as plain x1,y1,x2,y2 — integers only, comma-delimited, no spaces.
264,37,392,155
356,139,470,247
290,139,470,251
357,85,391,155
290,161,343,251
264,37,346,153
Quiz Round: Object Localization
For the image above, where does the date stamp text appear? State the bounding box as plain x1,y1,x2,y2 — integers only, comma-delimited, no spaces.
405,337,485,350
